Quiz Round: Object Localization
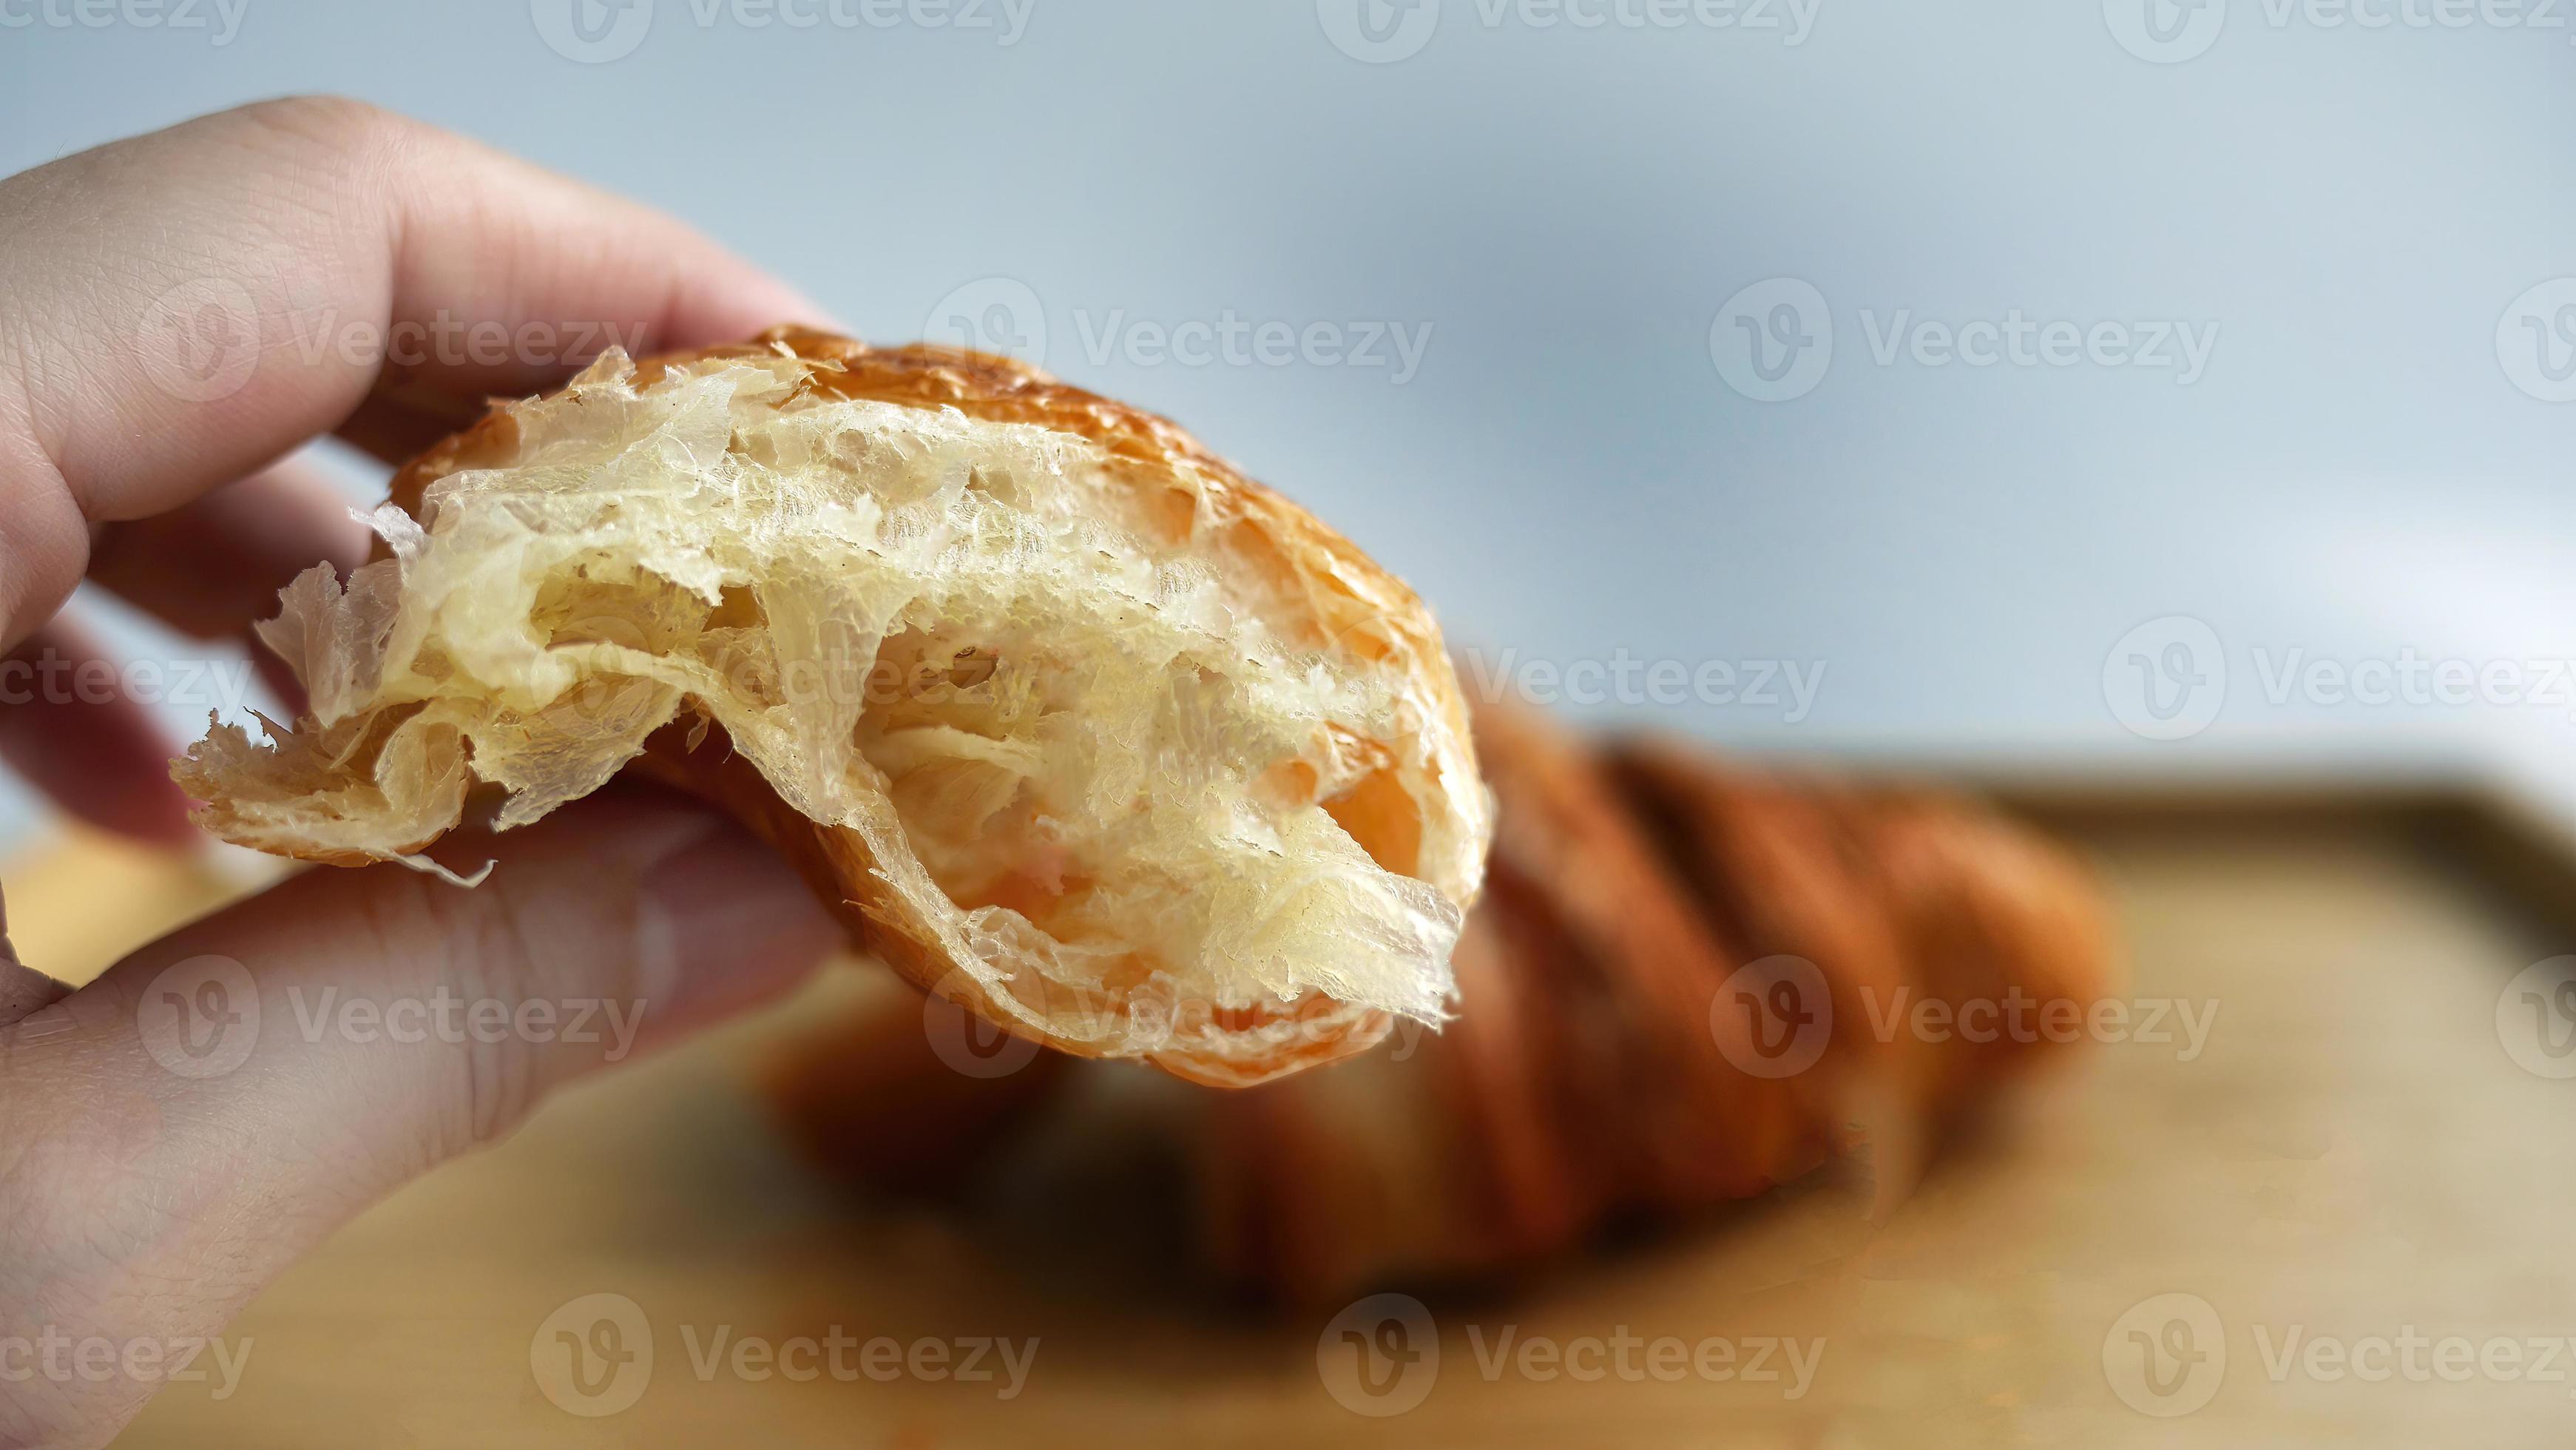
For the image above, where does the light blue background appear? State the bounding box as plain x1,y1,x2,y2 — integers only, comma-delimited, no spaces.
1,0,2570,852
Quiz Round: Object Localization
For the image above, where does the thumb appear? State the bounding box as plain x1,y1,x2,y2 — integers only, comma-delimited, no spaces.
0,786,837,1449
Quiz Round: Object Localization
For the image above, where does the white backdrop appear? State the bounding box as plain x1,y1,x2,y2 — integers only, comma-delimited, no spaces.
1,0,2570,851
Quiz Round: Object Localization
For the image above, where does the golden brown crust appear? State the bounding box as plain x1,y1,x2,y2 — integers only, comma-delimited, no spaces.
385,326,1472,787
388,329,1458,706
1470,705,1836,1206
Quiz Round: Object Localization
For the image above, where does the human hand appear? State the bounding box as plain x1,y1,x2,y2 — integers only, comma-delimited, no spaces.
0,97,842,1449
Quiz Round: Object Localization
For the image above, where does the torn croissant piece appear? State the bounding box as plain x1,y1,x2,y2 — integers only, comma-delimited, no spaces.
170,328,1493,1088
768,702,2117,1297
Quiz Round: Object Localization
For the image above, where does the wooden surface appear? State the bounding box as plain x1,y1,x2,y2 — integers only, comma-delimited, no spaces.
22,805,2576,1447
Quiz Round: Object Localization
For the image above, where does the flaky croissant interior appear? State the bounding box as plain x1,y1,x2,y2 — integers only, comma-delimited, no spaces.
173,332,1492,1085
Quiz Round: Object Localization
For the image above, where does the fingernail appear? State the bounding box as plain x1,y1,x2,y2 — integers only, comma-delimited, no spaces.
633,823,834,1033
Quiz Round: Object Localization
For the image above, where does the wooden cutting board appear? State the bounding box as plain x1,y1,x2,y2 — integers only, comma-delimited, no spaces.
21,786,2576,1447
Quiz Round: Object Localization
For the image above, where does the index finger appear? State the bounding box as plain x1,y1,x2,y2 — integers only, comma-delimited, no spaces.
0,95,825,647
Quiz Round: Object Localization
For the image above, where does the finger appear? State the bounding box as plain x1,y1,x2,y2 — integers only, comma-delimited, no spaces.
0,962,70,1025
86,453,376,715
0,617,199,846
0,95,825,647
332,385,490,467
86,453,373,644
0,786,836,1447
765,989,1069,1194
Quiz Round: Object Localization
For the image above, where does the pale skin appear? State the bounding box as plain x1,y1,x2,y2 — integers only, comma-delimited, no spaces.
0,97,848,1448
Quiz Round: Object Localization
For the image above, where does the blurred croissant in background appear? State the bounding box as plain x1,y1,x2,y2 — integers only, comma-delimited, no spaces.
765,698,2117,1301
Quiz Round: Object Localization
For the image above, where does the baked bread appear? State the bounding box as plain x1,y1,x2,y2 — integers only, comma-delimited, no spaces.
172,328,1493,1087
765,703,2117,1297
